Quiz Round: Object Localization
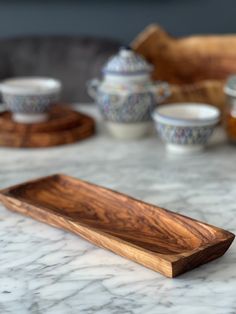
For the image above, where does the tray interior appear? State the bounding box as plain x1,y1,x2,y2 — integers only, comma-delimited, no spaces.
4,174,227,256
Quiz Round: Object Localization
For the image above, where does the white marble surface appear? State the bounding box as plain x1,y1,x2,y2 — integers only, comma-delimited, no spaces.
0,104,236,314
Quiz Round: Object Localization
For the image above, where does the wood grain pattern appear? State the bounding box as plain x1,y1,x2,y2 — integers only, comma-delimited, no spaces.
0,105,95,148
0,174,234,277
132,24,232,110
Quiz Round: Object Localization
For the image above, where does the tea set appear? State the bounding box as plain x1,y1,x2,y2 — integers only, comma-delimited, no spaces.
0,47,222,154
88,47,220,152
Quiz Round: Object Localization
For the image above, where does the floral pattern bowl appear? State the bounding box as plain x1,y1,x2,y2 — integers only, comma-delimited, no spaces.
0,77,61,123
152,103,220,153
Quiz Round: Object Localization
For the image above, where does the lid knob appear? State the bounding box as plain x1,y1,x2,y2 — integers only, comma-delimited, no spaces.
119,46,134,58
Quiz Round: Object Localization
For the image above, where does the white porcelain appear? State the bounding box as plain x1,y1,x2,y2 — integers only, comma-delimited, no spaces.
166,143,204,154
0,77,61,95
0,77,61,124
224,74,236,116
102,47,153,76
13,113,49,124
106,121,152,139
87,47,170,139
154,103,220,126
224,75,236,97
152,103,220,154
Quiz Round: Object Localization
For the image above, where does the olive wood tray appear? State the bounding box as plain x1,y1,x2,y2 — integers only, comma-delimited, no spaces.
0,174,234,277
0,105,95,148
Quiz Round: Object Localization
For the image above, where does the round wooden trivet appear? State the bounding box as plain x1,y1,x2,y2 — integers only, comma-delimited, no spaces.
0,105,95,148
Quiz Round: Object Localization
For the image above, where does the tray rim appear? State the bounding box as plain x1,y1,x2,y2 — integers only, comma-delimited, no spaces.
0,112,95,148
0,104,83,133
0,173,234,277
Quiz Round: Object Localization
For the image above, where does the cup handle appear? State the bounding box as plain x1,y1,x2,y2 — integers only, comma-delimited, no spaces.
149,81,171,103
87,79,100,100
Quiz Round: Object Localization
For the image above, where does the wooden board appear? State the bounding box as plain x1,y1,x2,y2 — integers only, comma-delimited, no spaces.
131,24,234,111
0,105,95,148
0,174,234,277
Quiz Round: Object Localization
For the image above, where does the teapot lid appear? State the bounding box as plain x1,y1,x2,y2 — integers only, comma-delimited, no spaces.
102,47,153,75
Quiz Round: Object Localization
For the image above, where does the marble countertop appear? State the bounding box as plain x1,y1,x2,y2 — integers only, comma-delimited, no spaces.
0,104,235,314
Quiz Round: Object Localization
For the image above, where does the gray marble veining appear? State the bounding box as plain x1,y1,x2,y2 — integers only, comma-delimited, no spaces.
0,104,235,314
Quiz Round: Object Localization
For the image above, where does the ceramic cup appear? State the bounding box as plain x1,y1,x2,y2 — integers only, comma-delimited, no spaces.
152,103,220,154
0,77,62,123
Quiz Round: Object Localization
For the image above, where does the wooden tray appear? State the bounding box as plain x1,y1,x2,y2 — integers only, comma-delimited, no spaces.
132,24,236,111
0,174,234,277
0,105,83,133
0,105,95,148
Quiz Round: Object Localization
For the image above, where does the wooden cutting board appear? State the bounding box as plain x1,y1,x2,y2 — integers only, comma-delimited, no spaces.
132,24,233,111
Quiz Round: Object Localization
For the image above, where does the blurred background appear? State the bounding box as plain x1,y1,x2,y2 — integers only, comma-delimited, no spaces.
0,0,235,42
0,0,236,104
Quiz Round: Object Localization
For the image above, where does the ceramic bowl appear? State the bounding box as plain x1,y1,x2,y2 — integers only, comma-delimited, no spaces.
152,103,220,153
0,77,61,123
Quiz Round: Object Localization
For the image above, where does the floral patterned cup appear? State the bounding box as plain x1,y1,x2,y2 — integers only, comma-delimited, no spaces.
0,77,61,123
152,103,220,154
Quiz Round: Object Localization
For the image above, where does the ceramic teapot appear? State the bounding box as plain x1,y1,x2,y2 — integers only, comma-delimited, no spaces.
87,47,170,139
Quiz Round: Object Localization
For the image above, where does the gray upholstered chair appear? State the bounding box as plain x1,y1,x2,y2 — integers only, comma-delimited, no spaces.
0,36,121,103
